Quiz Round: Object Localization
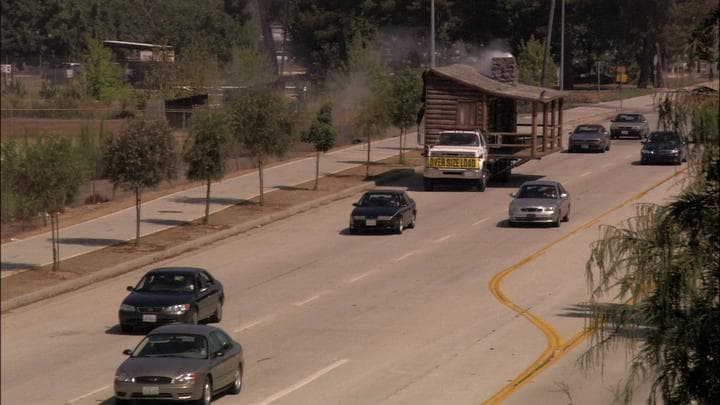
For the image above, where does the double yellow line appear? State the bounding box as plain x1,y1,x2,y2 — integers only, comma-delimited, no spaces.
484,168,686,404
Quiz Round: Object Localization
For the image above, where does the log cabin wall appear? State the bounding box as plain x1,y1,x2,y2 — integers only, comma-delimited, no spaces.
424,72,518,146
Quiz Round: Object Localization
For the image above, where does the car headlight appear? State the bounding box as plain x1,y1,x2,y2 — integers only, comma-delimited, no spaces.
162,304,191,314
115,371,133,382
641,149,653,154
119,304,135,312
174,372,201,385
670,148,679,154
543,207,555,212
352,215,365,220
377,215,393,220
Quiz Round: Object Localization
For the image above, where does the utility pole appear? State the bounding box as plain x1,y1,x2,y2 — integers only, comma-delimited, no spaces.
430,0,436,68
541,0,556,87
560,0,564,90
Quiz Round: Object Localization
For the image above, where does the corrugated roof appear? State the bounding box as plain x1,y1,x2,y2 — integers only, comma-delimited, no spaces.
430,64,566,102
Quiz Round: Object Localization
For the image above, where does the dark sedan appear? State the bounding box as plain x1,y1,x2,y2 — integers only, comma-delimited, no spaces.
349,189,416,234
610,113,649,139
641,131,688,165
119,267,224,333
114,324,243,405
568,124,610,152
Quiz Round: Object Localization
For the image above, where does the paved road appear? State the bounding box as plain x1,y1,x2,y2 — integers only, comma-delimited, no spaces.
1,100,687,404
0,92,656,276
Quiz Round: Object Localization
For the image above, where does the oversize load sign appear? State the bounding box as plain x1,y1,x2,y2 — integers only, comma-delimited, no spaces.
428,157,480,169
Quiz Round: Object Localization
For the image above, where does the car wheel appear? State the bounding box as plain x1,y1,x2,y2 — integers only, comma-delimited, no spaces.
196,377,212,405
477,171,487,192
209,301,222,323
553,214,561,227
606,142,611,151
120,324,133,334
189,308,199,325
228,365,243,395
395,219,404,234
423,178,434,191
563,206,570,222
407,213,416,229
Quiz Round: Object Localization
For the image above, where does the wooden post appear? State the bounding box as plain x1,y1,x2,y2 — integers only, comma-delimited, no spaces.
550,100,557,149
531,103,538,158
558,98,564,149
542,102,548,152
482,94,488,131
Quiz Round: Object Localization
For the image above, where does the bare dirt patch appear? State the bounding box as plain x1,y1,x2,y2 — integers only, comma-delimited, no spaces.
1,151,423,303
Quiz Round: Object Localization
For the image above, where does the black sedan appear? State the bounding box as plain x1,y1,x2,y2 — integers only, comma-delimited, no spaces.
114,324,243,405
568,124,610,152
119,267,224,333
349,189,416,234
640,131,688,165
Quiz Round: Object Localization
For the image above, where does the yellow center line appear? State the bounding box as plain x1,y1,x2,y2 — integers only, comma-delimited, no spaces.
484,168,686,404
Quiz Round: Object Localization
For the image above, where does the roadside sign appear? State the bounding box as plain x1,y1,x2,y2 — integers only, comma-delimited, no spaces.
616,65,626,73
0,64,11,74
616,73,628,83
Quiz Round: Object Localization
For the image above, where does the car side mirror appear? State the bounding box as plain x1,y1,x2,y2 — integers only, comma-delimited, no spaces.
568,131,573,135
560,193,568,198
510,192,516,198
126,286,134,292
352,203,358,206
123,349,132,356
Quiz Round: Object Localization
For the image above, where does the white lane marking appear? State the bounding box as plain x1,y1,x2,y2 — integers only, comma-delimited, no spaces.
65,385,110,404
294,293,322,306
433,234,453,243
394,251,417,262
234,316,272,333
255,359,350,405
579,171,592,177
348,270,375,283
473,217,489,226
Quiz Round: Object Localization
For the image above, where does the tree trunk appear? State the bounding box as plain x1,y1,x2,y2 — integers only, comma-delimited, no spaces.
314,150,320,190
637,37,653,88
135,187,141,246
51,212,58,271
204,179,211,224
258,159,264,206
399,127,405,163
366,133,372,179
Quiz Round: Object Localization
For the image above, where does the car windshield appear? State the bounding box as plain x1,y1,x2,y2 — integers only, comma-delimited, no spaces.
615,114,642,123
132,334,208,359
436,133,480,146
516,185,558,199
574,126,600,133
135,273,195,293
359,193,400,207
647,133,681,144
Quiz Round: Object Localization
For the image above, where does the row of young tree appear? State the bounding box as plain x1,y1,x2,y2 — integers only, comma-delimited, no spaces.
584,92,719,404
1,65,424,270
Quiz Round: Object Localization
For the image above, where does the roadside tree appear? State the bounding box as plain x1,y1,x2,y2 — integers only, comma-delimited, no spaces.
83,37,125,102
182,109,233,224
8,137,86,270
103,120,177,246
517,35,557,87
584,95,719,404
389,67,423,163
301,102,338,190
228,90,296,205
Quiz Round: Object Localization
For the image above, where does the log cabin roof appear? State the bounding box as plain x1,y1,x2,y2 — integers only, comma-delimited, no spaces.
429,64,567,103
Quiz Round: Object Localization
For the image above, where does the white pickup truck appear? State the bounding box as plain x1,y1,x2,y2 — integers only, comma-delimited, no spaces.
423,131,490,191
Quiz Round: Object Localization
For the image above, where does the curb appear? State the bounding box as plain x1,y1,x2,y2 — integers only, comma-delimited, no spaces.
1,168,416,313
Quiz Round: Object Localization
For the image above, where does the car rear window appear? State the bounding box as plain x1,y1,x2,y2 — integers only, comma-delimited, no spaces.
616,114,641,122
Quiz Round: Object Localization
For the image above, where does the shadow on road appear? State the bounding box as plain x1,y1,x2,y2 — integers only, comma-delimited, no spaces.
141,218,191,226
56,237,125,246
171,196,247,205
1,262,38,271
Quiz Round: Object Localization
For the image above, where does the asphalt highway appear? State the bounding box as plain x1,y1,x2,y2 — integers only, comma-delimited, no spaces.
1,109,685,404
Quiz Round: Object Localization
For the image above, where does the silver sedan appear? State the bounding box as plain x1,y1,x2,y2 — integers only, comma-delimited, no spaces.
508,180,571,227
